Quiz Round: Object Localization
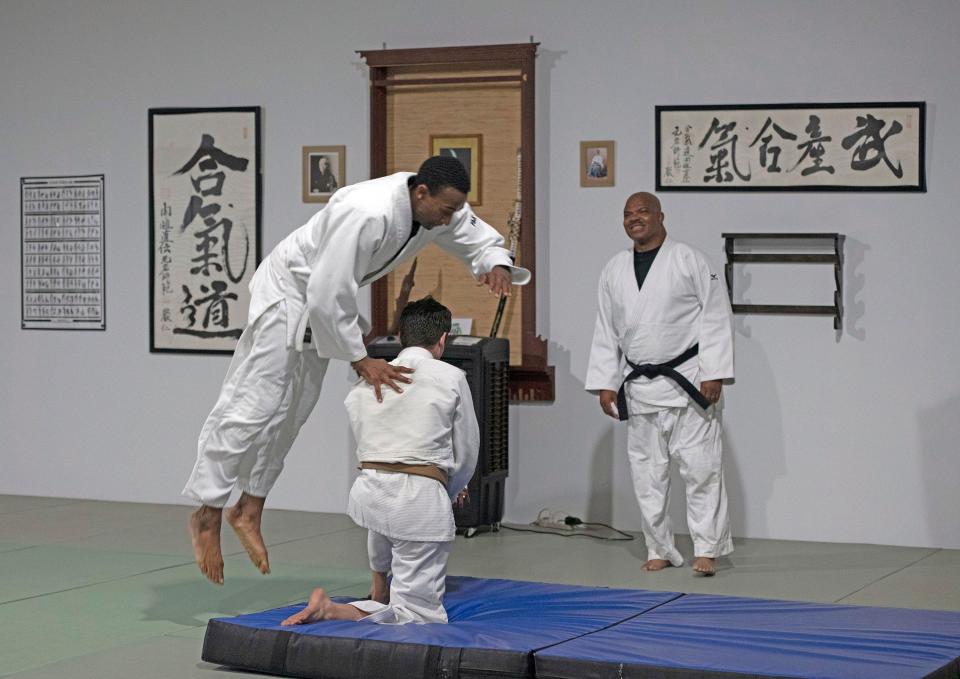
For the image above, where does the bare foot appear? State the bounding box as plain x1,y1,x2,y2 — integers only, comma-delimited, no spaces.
642,559,672,572
226,493,270,575
282,588,332,625
189,506,224,585
370,571,389,605
692,556,716,576
282,588,367,625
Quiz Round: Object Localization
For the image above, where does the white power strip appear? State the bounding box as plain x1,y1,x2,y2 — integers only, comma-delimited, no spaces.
534,508,575,531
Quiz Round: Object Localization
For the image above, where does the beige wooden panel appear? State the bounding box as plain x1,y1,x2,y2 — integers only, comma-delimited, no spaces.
385,81,524,365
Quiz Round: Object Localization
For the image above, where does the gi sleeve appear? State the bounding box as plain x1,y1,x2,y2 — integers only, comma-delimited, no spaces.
431,206,531,285
448,372,480,501
693,253,735,381
305,211,384,362
585,267,623,394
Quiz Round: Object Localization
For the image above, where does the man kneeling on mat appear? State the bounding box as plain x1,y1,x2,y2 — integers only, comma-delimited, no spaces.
283,297,479,625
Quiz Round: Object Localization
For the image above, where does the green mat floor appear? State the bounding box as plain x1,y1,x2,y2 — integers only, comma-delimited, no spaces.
1,495,958,677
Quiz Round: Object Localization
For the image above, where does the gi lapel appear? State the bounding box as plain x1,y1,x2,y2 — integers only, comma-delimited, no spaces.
626,236,672,331
361,176,420,285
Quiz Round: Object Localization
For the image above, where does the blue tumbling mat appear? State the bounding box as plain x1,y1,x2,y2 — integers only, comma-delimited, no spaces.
537,593,960,679
203,576,960,679
202,576,680,678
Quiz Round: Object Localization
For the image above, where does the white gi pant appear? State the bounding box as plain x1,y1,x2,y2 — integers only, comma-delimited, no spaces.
627,403,733,566
182,301,329,507
350,530,453,625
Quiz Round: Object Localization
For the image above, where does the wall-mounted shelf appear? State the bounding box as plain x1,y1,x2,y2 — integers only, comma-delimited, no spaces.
722,233,845,330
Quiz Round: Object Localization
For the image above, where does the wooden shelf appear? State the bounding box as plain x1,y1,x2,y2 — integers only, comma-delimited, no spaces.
723,233,845,330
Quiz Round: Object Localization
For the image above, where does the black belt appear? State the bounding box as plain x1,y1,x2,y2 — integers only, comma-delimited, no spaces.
616,344,710,420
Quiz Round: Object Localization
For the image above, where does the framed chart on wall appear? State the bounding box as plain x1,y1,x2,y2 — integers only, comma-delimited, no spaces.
149,107,262,353
21,174,106,330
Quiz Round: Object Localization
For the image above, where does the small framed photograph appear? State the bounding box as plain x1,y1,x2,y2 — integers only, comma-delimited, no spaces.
302,145,345,203
450,317,473,335
430,135,482,205
580,140,615,187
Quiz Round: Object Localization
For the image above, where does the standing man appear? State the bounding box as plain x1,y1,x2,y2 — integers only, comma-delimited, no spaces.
585,192,734,576
184,156,529,585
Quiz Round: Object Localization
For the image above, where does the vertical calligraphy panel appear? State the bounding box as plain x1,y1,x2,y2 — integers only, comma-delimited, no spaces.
149,108,262,353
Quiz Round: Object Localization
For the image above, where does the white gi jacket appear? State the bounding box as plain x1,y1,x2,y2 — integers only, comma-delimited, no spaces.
344,346,480,542
246,173,531,362
585,237,734,413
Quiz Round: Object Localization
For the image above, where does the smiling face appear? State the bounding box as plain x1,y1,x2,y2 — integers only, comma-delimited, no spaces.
623,192,666,251
410,184,467,228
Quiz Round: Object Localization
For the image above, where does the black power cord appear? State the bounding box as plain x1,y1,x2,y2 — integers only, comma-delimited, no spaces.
503,515,635,541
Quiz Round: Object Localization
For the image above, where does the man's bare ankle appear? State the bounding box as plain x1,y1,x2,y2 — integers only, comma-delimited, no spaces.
193,505,222,527
236,493,266,515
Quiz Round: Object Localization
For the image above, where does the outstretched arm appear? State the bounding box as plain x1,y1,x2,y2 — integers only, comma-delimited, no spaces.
432,208,531,288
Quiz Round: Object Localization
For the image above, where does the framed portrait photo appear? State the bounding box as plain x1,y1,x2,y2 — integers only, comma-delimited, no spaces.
302,145,346,203
430,134,482,205
580,140,615,187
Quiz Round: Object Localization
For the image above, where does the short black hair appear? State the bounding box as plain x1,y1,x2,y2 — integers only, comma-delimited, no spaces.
413,156,471,195
398,296,452,348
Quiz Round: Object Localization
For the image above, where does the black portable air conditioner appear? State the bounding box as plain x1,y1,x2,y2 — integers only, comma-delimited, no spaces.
365,335,509,536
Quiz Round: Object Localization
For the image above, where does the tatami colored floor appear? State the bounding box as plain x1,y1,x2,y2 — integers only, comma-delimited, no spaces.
1,495,959,678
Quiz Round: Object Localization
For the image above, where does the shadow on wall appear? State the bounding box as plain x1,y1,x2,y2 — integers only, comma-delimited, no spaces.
587,424,615,525
727,235,867,344
917,393,960,549
712,330,786,539
843,236,868,342
531,332,788,545
505,340,620,525
730,255,753,339
533,48,564,336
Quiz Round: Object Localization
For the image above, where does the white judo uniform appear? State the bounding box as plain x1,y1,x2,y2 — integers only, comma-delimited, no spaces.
183,173,527,507
344,346,479,624
585,236,735,566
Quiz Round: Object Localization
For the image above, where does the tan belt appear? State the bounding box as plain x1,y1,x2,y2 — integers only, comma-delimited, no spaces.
360,462,448,486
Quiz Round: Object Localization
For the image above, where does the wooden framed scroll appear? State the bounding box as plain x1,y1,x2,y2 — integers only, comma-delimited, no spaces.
358,43,553,401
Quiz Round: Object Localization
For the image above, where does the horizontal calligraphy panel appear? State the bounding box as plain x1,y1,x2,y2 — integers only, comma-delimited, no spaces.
656,102,924,191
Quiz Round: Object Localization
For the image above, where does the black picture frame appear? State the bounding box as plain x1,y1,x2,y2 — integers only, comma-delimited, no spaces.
656,102,926,192
148,106,262,354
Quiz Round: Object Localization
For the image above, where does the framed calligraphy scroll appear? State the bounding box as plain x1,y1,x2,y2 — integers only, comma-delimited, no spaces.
149,107,262,353
656,102,925,191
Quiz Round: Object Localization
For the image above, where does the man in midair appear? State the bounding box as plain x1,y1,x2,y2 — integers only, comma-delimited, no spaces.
184,156,528,584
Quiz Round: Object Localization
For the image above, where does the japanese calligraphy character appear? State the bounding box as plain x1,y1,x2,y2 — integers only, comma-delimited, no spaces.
176,281,242,338
791,115,835,176
174,134,249,175
841,114,904,178
698,118,751,182
748,117,797,173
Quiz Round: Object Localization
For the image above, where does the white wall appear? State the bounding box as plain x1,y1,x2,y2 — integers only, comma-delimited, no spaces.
2,0,958,549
